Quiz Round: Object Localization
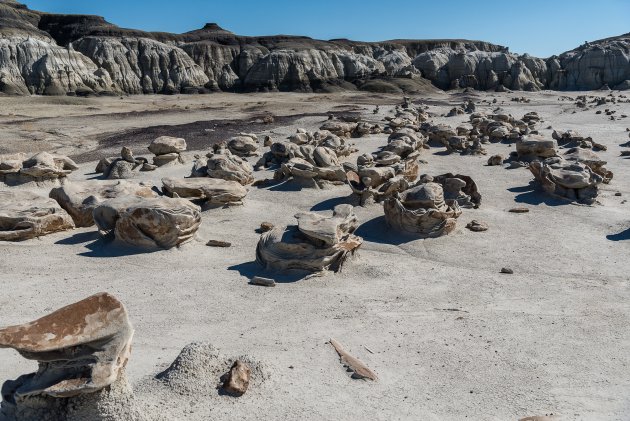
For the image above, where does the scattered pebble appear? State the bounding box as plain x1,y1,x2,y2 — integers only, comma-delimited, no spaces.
500,268,514,274
250,276,276,287
509,207,529,213
259,222,274,232
466,220,489,232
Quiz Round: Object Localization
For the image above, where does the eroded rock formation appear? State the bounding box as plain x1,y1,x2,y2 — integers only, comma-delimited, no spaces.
256,205,362,273
93,196,201,248
162,177,247,206
0,190,75,241
0,292,136,420
0,152,78,185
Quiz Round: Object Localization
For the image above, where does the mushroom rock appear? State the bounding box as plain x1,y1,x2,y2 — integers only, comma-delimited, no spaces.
162,177,247,206
384,182,462,237
0,190,75,241
93,196,201,248
256,205,362,273
0,293,137,421
49,180,156,227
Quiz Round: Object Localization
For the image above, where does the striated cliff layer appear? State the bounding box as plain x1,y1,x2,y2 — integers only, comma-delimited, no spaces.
0,0,628,95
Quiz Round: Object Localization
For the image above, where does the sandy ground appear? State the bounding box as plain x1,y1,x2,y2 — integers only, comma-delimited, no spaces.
0,90,629,421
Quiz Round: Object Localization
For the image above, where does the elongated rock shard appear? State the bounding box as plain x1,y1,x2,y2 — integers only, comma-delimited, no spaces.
329,338,377,381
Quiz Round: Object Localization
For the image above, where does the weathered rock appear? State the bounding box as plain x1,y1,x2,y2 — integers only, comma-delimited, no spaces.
500,267,514,274
106,159,136,179
259,222,274,232
50,180,156,227
0,292,133,399
516,135,557,161
509,207,529,213
529,157,604,204
120,147,135,163
256,205,362,273
487,154,504,166
249,276,276,287
221,360,251,396
93,196,201,248
148,136,187,155
227,135,259,157
466,220,488,232
153,152,182,167
195,146,254,185
95,157,116,173
428,173,482,208
329,338,377,381
162,177,247,206
383,183,462,237
0,190,74,241
563,147,613,183
1,152,79,185
206,239,231,247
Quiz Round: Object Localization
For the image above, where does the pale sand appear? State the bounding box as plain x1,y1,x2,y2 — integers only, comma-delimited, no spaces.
0,90,628,420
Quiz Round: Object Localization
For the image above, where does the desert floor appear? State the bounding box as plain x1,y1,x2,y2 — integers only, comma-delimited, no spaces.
0,90,629,421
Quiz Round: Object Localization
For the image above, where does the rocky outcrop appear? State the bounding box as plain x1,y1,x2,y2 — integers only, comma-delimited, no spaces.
0,152,79,185
0,1,628,94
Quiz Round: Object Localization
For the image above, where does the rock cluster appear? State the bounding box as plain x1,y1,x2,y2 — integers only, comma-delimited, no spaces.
256,205,362,273
227,133,260,157
96,147,155,179
0,152,78,185
191,144,254,185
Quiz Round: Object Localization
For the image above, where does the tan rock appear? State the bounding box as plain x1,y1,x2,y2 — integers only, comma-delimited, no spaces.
221,360,251,396
0,190,75,241
50,180,156,227
148,136,187,155
162,177,247,206
93,196,201,248
0,292,133,397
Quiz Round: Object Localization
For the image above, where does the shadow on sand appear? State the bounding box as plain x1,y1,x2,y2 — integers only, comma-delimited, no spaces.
607,227,630,241
508,183,570,206
354,215,418,246
228,261,317,283
57,232,162,257
310,194,358,211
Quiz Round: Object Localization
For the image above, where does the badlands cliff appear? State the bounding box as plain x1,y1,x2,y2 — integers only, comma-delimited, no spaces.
0,0,628,95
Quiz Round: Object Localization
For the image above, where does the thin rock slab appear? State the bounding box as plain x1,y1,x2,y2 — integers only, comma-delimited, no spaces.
93,196,201,248
0,292,133,399
384,183,462,237
256,205,362,273
0,190,75,241
162,177,247,206
329,338,377,380
50,180,156,227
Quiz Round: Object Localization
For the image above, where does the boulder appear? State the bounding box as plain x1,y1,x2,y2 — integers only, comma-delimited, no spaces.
256,205,362,273
227,135,259,157
383,183,462,237
195,146,254,185
529,157,603,204
50,180,156,227
516,135,557,161
0,292,133,399
93,196,201,248
148,136,187,155
0,190,75,241
162,177,247,206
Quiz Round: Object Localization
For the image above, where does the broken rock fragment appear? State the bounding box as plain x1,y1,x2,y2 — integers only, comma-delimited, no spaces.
221,360,251,396
329,338,377,380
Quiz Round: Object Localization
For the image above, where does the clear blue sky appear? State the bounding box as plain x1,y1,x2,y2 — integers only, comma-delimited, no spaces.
25,0,630,57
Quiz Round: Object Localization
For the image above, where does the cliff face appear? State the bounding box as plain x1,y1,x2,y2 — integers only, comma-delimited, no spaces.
0,0,628,95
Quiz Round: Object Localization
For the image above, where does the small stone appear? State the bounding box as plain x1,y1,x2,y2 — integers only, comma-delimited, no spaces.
121,146,135,163
221,360,251,396
509,207,529,213
620,151,630,157
500,268,514,274
263,135,272,147
252,178,271,187
487,154,504,166
141,163,157,171
260,222,274,232
615,192,622,196
466,220,488,232
206,239,231,247
250,276,276,287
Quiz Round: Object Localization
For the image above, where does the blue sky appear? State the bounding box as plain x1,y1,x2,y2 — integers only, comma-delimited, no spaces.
25,0,630,57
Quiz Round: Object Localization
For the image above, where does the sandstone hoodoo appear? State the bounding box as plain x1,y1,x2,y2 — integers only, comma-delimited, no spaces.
0,293,134,419
0,190,75,241
256,205,363,274
384,182,462,237
93,196,202,248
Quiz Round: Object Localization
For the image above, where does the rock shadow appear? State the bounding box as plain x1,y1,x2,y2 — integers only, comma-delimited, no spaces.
228,261,314,283
310,194,358,211
354,215,418,246
77,236,162,257
508,184,570,206
607,227,630,241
